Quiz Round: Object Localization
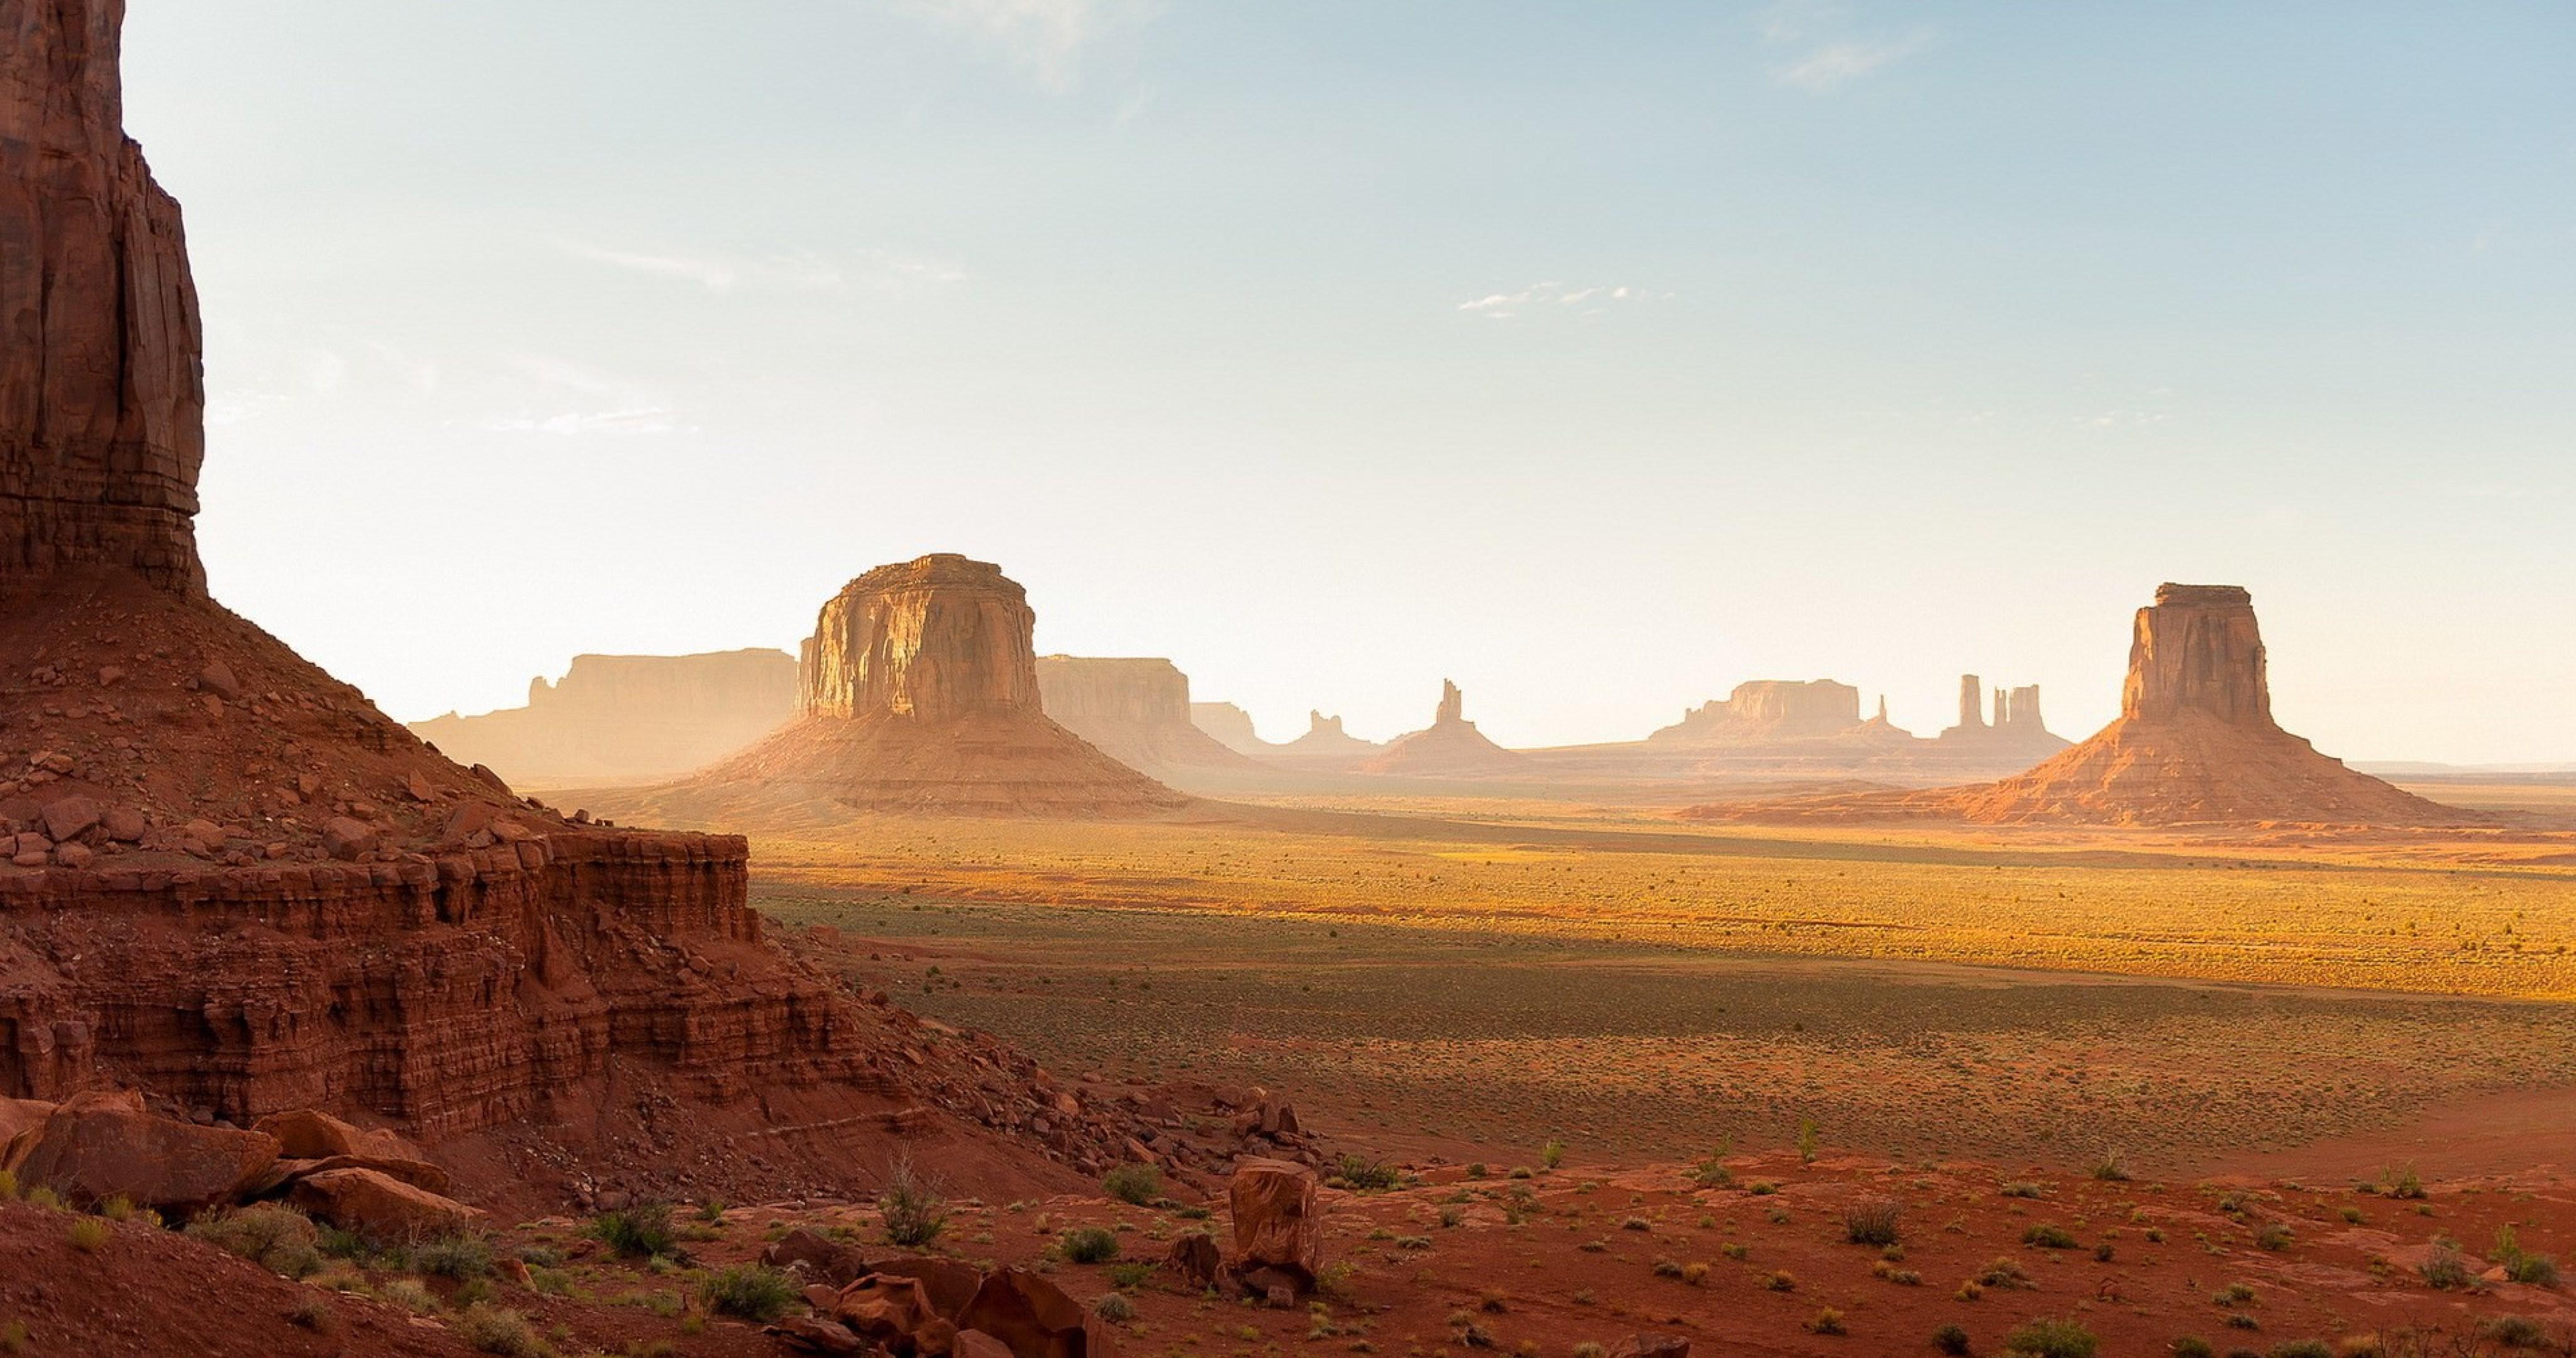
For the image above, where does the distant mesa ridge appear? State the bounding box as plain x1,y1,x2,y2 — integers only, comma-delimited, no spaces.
1690,583,2473,828
408,649,797,785
641,554,1189,818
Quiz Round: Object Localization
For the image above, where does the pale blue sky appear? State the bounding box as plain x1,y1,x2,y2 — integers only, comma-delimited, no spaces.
122,3,2574,762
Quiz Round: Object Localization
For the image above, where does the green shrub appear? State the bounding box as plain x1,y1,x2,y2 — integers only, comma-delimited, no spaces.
2170,1337,2214,1358
2479,1315,2550,1350
1060,1225,1120,1263
186,1203,323,1278
65,1217,108,1253
381,1279,440,1314
2001,1317,2097,1358
1843,1198,1902,1247
879,1161,949,1248
1102,1164,1163,1206
1931,1323,1970,1355
2494,1226,2561,1287
589,1203,677,1259
1976,1257,2031,1289
1540,1142,1566,1171
2021,1223,2078,1250
453,1303,549,1358
1333,1156,1402,1192
2382,1166,2426,1200
416,1234,496,1279
2266,1342,2333,1358
1108,1261,1152,1289
2420,1237,2470,1289
700,1265,798,1323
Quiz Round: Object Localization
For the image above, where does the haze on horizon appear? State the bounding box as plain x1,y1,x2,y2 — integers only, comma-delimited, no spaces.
119,2,2573,765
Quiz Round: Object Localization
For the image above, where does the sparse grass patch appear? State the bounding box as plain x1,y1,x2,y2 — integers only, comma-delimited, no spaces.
700,1264,799,1323
186,1202,322,1279
589,1203,677,1259
2021,1223,2077,1250
455,1303,550,1358
65,1217,108,1253
1104,1164,1163,1206
2001,1317,2096,1358
1060,1225,1120,1264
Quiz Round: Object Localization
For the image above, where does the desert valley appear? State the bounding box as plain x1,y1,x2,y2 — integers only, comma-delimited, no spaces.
7,4,2576,1358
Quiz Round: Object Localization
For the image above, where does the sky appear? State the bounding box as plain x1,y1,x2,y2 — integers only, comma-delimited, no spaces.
118,1,2575,764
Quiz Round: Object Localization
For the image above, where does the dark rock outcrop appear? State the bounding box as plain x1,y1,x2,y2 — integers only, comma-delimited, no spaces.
408,649,798,787
1,0,204,593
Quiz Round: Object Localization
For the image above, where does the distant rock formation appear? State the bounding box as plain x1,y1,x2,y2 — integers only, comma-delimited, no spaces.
1693,585,2473,827
1263,711,1384,771
1035,656,1263,777
638,555,1188,818
1191,702,1266,754
408,649,797,786
1651,680,1867,744
1936,675,2068,757
1360,681,1529,777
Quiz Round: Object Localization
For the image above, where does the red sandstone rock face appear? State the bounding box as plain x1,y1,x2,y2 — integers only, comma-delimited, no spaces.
1035,656,1264,778
626,556,1189,819
1360,682,1528,777
1693,584,2470,829
0,6,1185,1213
408,648,799,787
0,0,205,593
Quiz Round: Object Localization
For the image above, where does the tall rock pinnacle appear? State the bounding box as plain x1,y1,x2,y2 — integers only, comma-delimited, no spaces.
1,0,207,593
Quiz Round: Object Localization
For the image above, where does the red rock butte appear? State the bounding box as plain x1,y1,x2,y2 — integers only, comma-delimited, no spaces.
623,555,1190,820
0,2,1162,1205
1359,680,1529,777
1693,583,2473,828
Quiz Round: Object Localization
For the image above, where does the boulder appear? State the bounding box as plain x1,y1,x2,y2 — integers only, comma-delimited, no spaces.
321,817,376,861
772,1317,868,1355
286,1166,484,1238
869,1254,988,1318
958,1268,1117,1358
3,1090,278,1212
248,1109,447,1191
1166,1231,1223,1290
954,1330,1016,1358
0,1098,57,1147
1604,1337,1689,1358
1228,1158,1322,1291
836,1273,943,1355
40,795,102,842
763,1226,872,1286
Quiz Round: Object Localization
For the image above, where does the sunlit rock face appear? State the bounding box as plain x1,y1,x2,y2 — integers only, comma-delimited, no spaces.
2120,584,2274,727
802,555,1043,722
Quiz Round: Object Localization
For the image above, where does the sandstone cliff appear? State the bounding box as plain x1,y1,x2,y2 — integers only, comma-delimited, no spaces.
1036,656,1264,777
0,5,1168,1208
1191,702,1267,754
1692,585,2472,827
624,556,1190,819
1360,681,1529,777
408,649,797,787
1,0,204,593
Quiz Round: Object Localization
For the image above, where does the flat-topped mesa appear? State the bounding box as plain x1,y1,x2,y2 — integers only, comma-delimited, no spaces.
406,649,799,786
1036,656,1263,777
2122,583,2273,727
1651,680,1863,744
804,555,1041,720
620,555,1189,818
1,0,206,593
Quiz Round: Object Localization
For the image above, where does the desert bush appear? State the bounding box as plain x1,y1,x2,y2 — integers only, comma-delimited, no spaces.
2380,1166,2426,1200
2091,1147,2131,1182
0,1169,16,1200
1103,1164,1162,1206
589,1203,677,1259
2171,1337,2214,1358
1806,1307,1845,1335
381,1279,440,1314
1540,1141,1566,1170
1796,1120,1820,1163
289,1295,336,1332
416,1233,496,1279
1976,1256,2031,1288
1333,1156,1402,1192
2267,1341,2333,1358
1094,1292,1136,1323
2021,1223,2078,1250
2418,1237,2469,1290
1692,1158,1733,1188
454,1304,548,1358
700,1265,798,1323
1060,1225,1120,1264
187,1202,323,1279
879,1161,950,1248
2478,1315,2549,1350
1765,1270,1796,1291
2255,1223,2295,1252
2493,1225,2560,1286
66,1217,108,1252
2001,1317,2097,1358
1999,1181,2043,1199
1932,1323,1971,1355
1843,1197,1902,1247
1108,1261,1152,1289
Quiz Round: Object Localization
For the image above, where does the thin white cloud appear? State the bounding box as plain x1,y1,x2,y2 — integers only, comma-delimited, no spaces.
1457,282,1654,321
1775,33,1929,93
886,0,1157,90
